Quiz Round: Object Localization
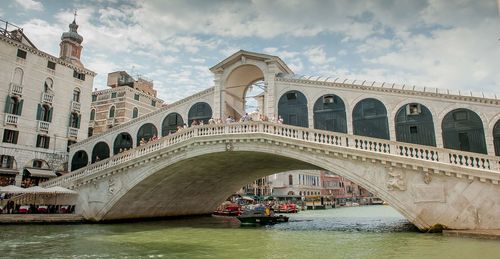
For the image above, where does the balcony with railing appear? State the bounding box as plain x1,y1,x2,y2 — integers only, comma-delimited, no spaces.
9,82,23,96
107,118,115,127
68,127,79,139
4,114,19,126
71,101,81,112
41,92,54,104
37,121,50,132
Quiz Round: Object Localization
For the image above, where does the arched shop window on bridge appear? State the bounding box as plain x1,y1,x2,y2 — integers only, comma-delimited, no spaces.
352,98,389,140
162,113,184,136
91,142,110,163
442,108,487,154
313,94,347,133
137,123,158,146
188,102,212,126
278,90,308,128
395,103,436,146
494,120,500,156
71,150,88,171
114,132,133,154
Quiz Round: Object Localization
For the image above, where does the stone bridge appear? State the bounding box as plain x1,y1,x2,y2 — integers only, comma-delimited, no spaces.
42,50,500,231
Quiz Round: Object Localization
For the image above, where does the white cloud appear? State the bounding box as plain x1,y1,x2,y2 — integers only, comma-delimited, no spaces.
14,0,43,11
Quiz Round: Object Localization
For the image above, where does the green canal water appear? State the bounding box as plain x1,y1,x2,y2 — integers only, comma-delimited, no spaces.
0,206,498,258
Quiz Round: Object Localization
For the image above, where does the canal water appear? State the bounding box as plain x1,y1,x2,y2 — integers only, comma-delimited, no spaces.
0,206,498,258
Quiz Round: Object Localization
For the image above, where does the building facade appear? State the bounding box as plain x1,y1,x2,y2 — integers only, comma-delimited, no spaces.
269,170,322,197
0,19,95,187
89,71,164,136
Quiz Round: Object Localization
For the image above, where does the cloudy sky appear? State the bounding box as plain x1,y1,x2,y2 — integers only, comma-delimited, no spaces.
1,0,499,102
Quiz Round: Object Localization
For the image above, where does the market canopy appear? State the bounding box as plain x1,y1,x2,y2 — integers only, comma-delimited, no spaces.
45,186,77,194
0,185,25,193
25,168,57,178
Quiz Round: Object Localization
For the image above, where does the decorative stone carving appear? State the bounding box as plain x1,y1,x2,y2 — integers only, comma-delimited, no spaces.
225,142,234,151
387,167,406,191
423,172,432,184
108,177,121,196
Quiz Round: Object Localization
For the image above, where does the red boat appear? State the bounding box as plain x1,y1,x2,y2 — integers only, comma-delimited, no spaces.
277,203,298,213
212,202,242,217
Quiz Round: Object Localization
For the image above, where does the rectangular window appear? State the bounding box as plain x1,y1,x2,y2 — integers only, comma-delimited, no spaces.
410,126,418,134
454,111,468,121
407,104,421,115
323,95,334,104
151,100,156,107
92,95,97,102
134,94,140,101
47,61,56,70
17,49,27,59
2,129,19,144
286,92,297,100
73,70,86,81
36,135,50,149
111,92,117,98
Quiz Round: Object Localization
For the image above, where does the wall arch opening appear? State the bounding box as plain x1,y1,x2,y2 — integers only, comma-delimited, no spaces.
278,90,308,127
188,102,212,126
92,142,110,163
313,94,347,133
442,108,486,154
353,98,389,140
162,113,184,136
137,123,158,145
494,120,500,156
395,103,436,146
71,150,88,171
114,132,133,154
224,64,264,120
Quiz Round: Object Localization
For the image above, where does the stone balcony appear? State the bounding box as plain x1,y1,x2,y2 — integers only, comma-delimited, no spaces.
68,127,78,139
89,121,95,128
37,121,50,132
4,114,19,126
41,92,54,104
107,118,116,127
9,82,23,96
71,101,81,113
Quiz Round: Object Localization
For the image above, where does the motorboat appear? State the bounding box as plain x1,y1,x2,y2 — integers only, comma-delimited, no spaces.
236,205,289,225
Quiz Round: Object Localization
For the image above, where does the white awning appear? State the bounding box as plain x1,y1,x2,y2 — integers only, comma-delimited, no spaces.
0,168,18,175
26,168,57,178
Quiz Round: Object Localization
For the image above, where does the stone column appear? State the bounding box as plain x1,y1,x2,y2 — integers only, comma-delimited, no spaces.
212,71,223,120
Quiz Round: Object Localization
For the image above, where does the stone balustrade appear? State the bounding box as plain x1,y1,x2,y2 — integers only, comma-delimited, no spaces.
71,101,81,112
37,120,50,132
43,121,500,189
41,92,54,104
4,114,19,126
68,127,78,139
9,82,23,96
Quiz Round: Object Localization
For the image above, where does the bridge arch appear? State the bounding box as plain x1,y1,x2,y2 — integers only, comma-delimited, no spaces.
441,108,487,154
352,98,389,140
188,102,212,126
162,112,184,136
313,94,347,133
494,120,500,156
136,123,158,145
113,132,133,154
92,142,110,163
71,150,88,171
278,90,308,127
395,103,436,146
94,142,426,229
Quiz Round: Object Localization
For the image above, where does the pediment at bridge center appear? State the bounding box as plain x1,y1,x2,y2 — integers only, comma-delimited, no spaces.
209,50,293,75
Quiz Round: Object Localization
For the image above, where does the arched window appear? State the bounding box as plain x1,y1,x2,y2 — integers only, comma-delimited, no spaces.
69,112,80,128
352,98,389,140
71,150,88,171
91,142,110,163
288,174,293,186
109,106,115,118
136,123,158,145
0,155,16,169
5,96,23,115
44,78,53,93
494,120,500,156
73,88,80,102
278,90,308,127
395,103,436,146
442,108,486,154
162,112,184,136
132,107,138,119
13,67,23,85
90,109,96,121
188,102,212,126
313,94,347,133
114,132,133,154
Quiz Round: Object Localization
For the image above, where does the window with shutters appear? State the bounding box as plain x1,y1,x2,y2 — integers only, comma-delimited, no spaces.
111,92,117,98
69,112,80,128
17,49,27,59
109,106,115,118
47,61,56,70
73,88,80,102
92,94,97,102
37,104,52,122
2,129,18,144
90,109,96,121
4,96,23,115
36,135,50,149
134,94,140,101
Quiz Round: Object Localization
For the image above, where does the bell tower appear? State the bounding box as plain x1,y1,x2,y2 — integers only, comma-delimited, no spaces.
59,11,84,67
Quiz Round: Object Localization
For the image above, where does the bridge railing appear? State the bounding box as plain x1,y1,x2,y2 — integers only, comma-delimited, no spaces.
43,121,500,188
